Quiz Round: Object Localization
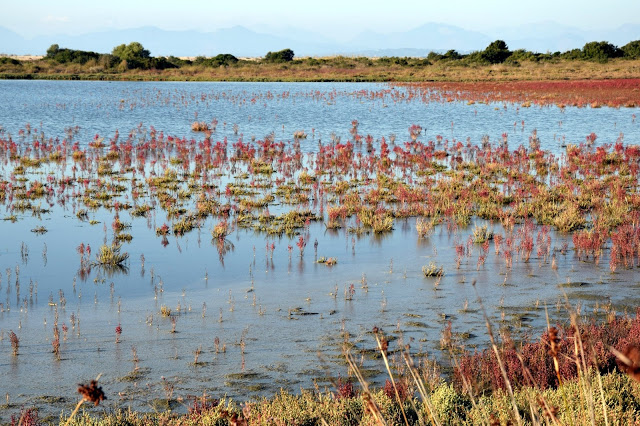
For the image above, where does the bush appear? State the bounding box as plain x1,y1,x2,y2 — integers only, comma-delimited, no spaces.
561,48,584,60
45,44,100,64
264,48,294,63
149,57,178,70
112,42,150,61
582,41,622,63
0,57,21,66
431,383,469,423
194,54,238,67
622,40,640,59
481,40,512,64
427,51,443,61
506,49,537,64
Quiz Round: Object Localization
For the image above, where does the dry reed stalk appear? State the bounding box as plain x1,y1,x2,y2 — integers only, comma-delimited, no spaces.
343,348,387,426
449,347,487,425
401,350,442,426
374,331,409,426
475,286,523,426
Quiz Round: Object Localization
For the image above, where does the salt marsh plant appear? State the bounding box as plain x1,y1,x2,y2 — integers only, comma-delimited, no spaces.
471,224,493,244
9,330,19,356
94,244,129,266
65,377,106,425
416,217,437,238
191,121,210,132
422,262,444,277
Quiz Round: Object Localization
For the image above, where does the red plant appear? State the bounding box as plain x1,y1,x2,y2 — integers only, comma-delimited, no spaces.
455,310,640,393
336,377,356,399
10,408,39,426
384,379,410,402
296,235,306,257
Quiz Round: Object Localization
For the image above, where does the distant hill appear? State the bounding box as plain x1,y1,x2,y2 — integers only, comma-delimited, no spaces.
0,22,638,57
349,23,492,52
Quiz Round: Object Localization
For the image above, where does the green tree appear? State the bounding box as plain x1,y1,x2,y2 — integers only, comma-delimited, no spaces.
506,49,537,63
482,40,511,63
44,44,99,64
264,48,294,63
443,49,462,60
621,40,640,59
582,41,621,63
561,48,583,60
111,42,151,61
46,44,60,58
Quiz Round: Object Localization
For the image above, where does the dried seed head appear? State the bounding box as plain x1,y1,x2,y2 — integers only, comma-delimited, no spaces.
77,380,106,406
617,345,640,383
548,326,560,357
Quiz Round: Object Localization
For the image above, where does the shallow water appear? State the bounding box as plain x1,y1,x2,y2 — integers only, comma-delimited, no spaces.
0,80,639,420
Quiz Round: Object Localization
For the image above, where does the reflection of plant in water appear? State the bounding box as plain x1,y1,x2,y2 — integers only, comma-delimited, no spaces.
214,238,235,266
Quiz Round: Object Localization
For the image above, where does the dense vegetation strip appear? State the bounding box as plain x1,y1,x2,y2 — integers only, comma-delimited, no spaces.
2,40,640,82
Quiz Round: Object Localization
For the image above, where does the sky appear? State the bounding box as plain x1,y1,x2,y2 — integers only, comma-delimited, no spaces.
2,0,639,39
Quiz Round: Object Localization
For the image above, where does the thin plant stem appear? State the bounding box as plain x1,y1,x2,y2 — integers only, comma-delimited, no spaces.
375,333,410,426
475,288,522,426
64,399,85,426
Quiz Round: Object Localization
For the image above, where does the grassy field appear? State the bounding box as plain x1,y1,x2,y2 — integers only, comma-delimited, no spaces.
1,57,640,82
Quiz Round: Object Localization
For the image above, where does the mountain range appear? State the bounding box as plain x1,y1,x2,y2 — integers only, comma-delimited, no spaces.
1,22,638,58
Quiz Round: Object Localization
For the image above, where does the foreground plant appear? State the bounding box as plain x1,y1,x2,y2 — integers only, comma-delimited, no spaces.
65,376,106,426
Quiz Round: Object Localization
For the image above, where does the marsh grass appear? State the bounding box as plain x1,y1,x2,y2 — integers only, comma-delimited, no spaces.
57,319,640,425
94,244,129,266
422,262,444,277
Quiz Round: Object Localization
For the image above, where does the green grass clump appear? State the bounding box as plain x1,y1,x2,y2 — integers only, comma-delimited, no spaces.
94,244,129,266
422,262,444,277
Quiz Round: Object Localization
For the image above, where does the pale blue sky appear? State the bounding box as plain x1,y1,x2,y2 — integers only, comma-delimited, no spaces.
3,0,639,39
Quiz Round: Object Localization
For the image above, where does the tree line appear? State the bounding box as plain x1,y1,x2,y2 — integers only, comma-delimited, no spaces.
36,40,640,71
428,40,640,64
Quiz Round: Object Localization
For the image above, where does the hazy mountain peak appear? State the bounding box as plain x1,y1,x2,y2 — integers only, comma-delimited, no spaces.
0,22,638,57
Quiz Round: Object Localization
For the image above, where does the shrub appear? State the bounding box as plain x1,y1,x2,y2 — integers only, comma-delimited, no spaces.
45,44,100,64
112,42,150,61
582,41,622,63
481,40,511,64
194,54,238,67
455,311,640,394
95,243,129,266
622,40,640,59
431,383,469,423
264,48,294,63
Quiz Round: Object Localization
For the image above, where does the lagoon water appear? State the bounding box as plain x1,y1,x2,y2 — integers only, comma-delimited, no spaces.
0,80,639,419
